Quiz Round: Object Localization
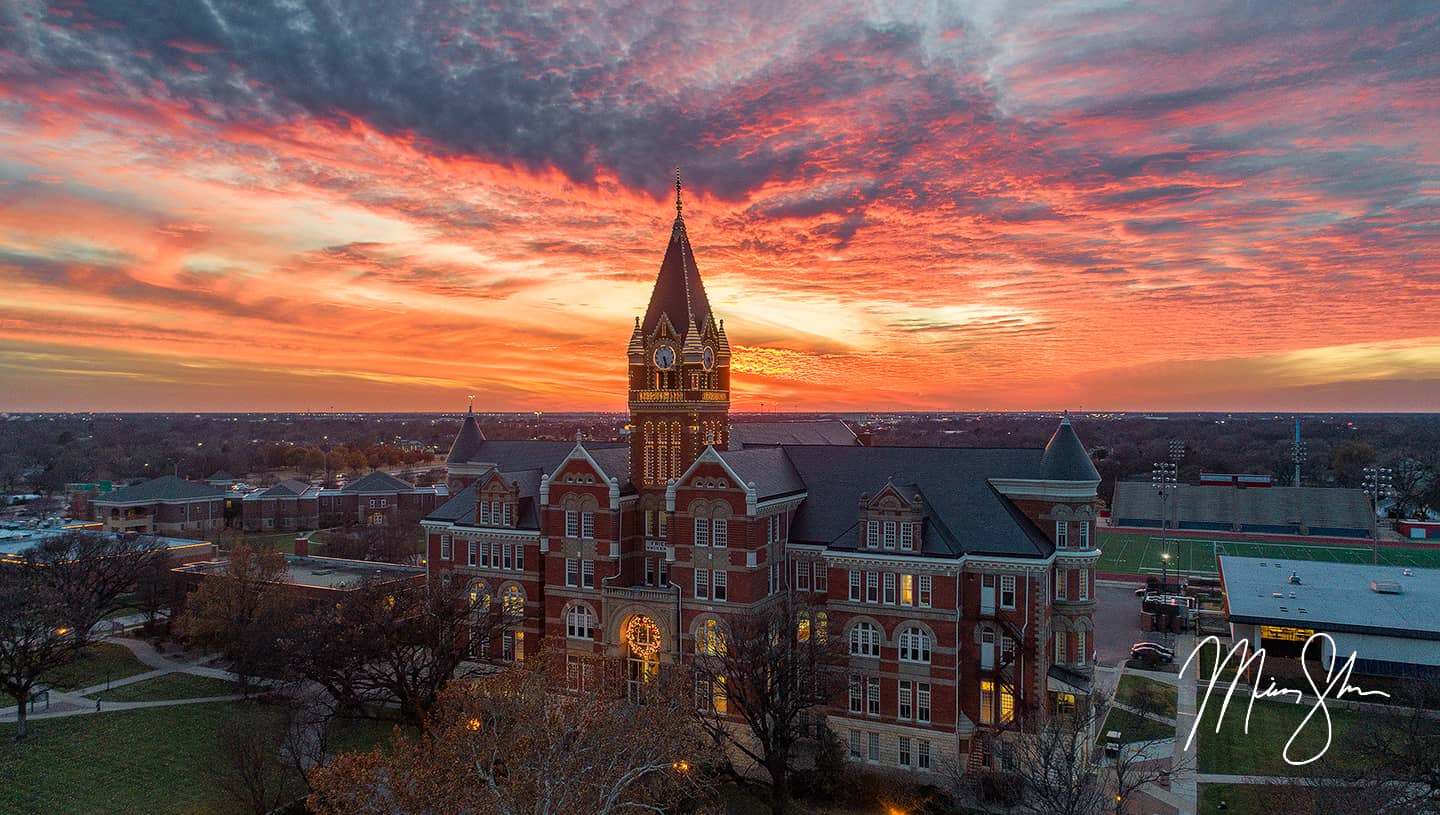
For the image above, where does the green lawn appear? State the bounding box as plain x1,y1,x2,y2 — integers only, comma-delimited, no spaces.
94,672,240,703
1116,674,1178,718
0,702,407,815
1195,696,1361,776
1096,530,1440,577
1100,707,1173,744
43,642,151,692
1198,783,1277,815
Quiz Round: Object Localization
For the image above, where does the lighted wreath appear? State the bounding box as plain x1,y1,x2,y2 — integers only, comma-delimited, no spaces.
625,616,661,658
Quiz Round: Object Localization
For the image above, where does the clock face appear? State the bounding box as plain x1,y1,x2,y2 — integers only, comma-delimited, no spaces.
702,346,715,371
653,345,676,370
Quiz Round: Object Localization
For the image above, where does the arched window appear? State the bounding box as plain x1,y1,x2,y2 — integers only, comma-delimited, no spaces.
696,618,727,655
467,580,490,611
797,610,829,643
898,626,932,663
566,605,596,640
501,585,524,617
849,621,880,657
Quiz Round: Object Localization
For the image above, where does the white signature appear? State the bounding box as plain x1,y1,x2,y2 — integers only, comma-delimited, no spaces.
1179,633,1391,766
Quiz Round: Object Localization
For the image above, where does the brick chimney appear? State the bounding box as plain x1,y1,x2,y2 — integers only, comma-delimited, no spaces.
293,534,309,558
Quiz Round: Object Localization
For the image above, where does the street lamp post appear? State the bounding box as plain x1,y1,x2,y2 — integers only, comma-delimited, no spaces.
1161,551,1171,595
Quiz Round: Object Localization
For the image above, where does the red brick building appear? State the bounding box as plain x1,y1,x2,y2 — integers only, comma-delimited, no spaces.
242,471,446,532
422,180,1100,773
91,475,228,535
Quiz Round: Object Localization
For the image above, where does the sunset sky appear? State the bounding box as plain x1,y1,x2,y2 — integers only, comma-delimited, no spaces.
1,1,1437,412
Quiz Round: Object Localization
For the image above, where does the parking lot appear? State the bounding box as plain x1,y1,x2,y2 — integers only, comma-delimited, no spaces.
1093,581,1152,667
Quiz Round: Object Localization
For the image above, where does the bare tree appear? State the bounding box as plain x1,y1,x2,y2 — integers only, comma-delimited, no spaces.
178,544,297,693
307,654,714,815
0,566,79,740
283,570,509,721
689,596,845,815
24,531,167,646
209,704,304,815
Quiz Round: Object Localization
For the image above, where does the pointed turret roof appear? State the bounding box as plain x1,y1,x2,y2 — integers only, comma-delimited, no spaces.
1039,416,1101,482
447,405,486,464
641,169,713,336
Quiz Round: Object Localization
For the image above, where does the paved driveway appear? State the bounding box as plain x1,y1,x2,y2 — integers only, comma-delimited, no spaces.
1094,581,1150,667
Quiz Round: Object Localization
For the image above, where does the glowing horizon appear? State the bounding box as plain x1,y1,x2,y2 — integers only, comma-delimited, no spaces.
1,1,1437,413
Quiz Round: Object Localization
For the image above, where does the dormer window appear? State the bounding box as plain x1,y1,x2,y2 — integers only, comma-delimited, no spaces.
883,521,897,550
900,523,914,551
866,520,879,549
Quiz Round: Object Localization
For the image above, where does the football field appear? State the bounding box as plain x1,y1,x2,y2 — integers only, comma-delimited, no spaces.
1095,529,1440,577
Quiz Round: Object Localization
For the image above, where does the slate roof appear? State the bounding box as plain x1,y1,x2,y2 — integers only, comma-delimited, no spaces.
1039,417,1101,482
642,212,712,336
447,409,486,464
587,446,632,486
429,468,547,529
730,420,858,448
448,439,625,471
716,447,805,500
94,475,226,504
779,445,1054,558
342,471,416,493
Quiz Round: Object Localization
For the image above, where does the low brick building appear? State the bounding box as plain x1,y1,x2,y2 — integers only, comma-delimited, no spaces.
91,476,227,535
242,472,447,532
171,552,427,609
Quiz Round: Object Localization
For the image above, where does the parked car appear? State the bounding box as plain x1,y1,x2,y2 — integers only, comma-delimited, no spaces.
1130,643,1175,663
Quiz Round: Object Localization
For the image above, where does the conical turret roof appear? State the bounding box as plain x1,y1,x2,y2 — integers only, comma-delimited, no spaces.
447,406,486,464
1039,416,1100,482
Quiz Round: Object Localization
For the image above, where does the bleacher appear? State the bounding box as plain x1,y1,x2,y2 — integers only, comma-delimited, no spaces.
1111,481,1374,538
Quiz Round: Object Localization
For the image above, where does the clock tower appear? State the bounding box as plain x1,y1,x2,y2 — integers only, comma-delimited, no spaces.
628,170,731,490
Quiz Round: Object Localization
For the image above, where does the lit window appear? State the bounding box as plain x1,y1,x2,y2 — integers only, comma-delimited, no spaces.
980,680,995,725
502,586,524,617
1000,686,1014,723
697,619,726,655
900,574,914,605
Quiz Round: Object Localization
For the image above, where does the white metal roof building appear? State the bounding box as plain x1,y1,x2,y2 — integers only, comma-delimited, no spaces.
1218,555,1440,678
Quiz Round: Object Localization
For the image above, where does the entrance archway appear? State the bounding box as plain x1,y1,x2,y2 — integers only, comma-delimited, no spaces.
622,614,663,701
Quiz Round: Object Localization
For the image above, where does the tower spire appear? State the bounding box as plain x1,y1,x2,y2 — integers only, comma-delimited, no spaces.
675,166,683,219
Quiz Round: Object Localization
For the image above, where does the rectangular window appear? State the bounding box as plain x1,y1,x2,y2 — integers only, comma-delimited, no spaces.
440,534,452,560
645,558,656,586
796,561,811,591
467,541,477,567
1055,631,1066,664
566,558,578,587
883,521,896,550
479,502,490,524
866,572,879,603
883,573,896,605
713,570,727,602
694,517,709,546
901,522,914,551
918,574,932,608
657,512,668,538
980,573,996,614
980,680,995,725
849,571,861,602
1079,521,1090,548
866,676,880,716
1079,568,1090,601
867,732,880,763
1077,630,1087,665
645,510,655,537
918,740,931,771
1000,686,1014,724
565,510,578,538
659,559,668,586
898,679,912,720
491,542,501,569
1055,521,1068,548
712,518,727,547
502,502,512,527
865,520,879,549
581,511,594,539
849,730,863,759
581,560,595,589
900,574,914,606
489,501,499,525
695,568,709,600
917,683,931,723
1056,569,1068,600
899,736,912,768
1000,575,1017,610
502,543,513,571
814,562,828,593
849,678,863,713
1001,634,1016,665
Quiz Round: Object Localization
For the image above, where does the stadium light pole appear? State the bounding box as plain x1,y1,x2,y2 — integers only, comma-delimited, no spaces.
1152,462,1177,530
1362,466,1392,505
1161,551,1171,595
